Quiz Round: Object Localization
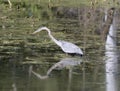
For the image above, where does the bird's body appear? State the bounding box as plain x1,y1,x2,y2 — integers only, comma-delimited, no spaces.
57,40,83,56
32,27,83,56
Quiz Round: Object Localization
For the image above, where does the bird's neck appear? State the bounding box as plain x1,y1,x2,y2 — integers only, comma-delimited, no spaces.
46,29,59,45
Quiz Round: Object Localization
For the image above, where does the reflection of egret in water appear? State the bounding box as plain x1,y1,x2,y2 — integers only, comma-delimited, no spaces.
31,57,82,90
30,57,82,80
47,58,82,75
32,27,83,56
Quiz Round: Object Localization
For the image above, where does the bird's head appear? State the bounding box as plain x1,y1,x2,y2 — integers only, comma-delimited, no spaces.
32,27,49,34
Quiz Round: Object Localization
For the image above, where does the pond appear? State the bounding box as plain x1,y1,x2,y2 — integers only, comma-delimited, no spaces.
0,56,106,91
0,1,120,91
0,45,119,91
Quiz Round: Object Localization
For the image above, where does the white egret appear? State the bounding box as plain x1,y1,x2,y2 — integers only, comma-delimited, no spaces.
32,27,83,56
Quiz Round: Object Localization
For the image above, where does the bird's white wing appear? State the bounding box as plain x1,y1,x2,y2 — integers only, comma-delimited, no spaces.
59,40,83,54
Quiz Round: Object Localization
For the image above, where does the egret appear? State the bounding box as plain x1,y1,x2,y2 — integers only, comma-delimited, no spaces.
32,27,83,56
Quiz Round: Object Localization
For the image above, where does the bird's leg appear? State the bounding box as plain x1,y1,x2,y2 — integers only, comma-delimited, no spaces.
66,53,76,57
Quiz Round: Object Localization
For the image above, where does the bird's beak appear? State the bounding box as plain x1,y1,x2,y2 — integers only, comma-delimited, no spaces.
32,28,43,35
32,32,36,35
32,30,38,35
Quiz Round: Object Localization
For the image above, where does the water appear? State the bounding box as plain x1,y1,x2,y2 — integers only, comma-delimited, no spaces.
0,1,120,91
0,56,106,91
0,33,119,91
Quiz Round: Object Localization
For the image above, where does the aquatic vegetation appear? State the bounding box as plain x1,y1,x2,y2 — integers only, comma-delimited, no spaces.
0,0,120,63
